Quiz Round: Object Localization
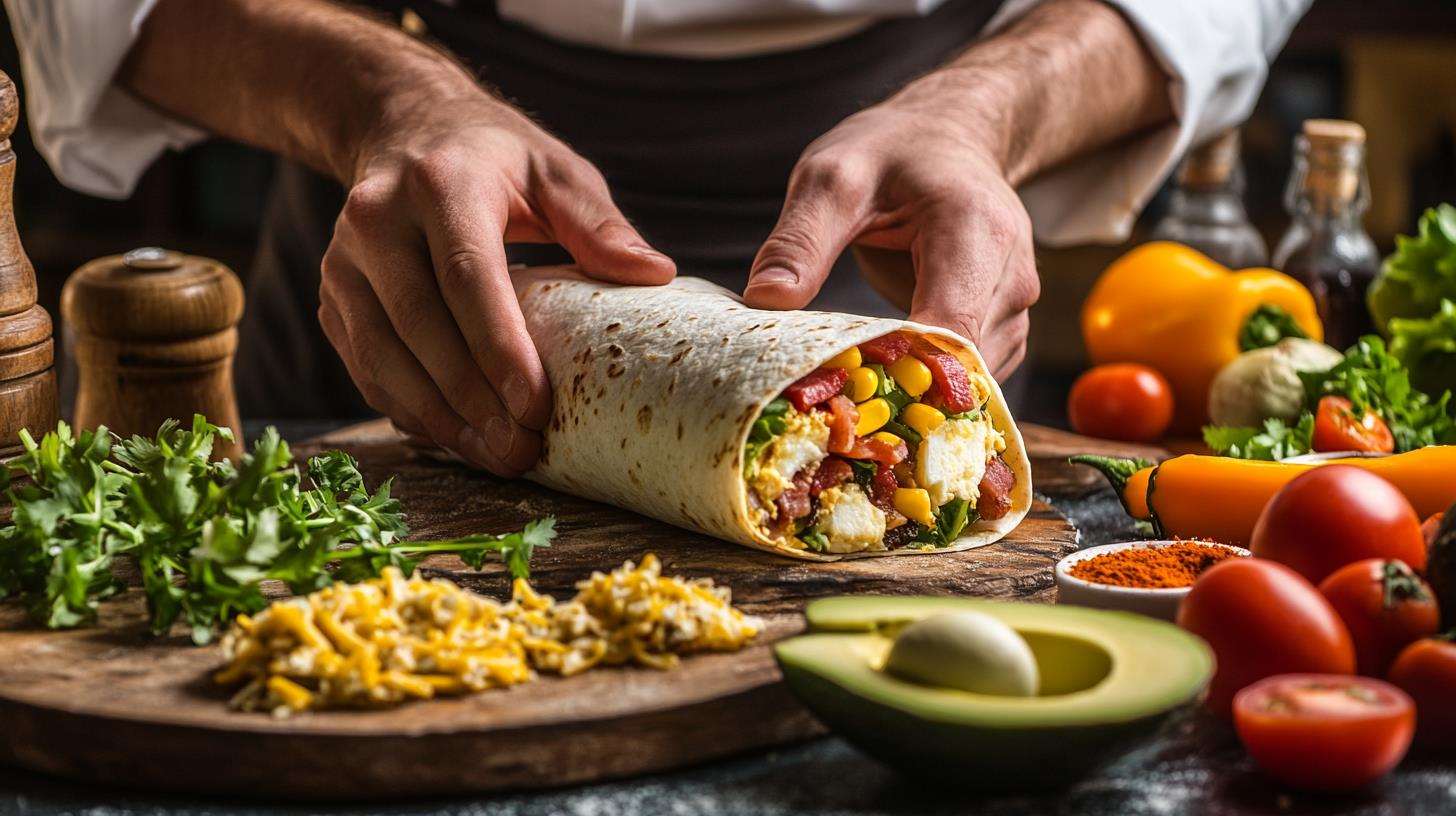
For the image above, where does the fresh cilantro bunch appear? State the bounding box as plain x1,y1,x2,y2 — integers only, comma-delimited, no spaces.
0,416,553,644
1202,416,1314,461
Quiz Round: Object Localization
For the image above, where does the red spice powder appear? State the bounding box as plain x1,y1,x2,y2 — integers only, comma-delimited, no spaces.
1069,542,1243,589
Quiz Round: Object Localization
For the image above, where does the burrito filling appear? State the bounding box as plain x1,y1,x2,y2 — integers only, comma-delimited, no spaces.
743,331,1014,554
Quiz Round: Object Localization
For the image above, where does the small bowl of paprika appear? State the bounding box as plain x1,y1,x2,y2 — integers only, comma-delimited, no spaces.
1055,540,1249,621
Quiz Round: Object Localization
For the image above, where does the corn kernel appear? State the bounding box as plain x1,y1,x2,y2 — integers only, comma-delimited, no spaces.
822,346,862,370
887,356,932,397
846,367,879,402
901,403,945,437
893,487,935,526
854,398,891,436
870,431,904,449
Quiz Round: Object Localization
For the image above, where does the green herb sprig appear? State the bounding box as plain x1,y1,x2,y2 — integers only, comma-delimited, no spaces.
0,417,553,644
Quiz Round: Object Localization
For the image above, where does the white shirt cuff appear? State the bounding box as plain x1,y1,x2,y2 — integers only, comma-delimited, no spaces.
984,0,1310,246
4,0,206,200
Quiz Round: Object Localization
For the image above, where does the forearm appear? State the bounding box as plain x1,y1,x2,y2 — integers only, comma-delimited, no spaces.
118,0,480,183
890,0,1172,187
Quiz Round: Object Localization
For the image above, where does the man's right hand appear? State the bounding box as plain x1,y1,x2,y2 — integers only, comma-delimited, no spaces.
316,92,675,476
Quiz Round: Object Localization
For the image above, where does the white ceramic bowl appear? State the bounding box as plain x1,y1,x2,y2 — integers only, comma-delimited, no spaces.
1055,540,1250,621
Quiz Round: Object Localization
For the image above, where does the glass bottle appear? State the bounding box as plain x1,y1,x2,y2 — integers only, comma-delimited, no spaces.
1272,119,1380,350
1150,129,1268,268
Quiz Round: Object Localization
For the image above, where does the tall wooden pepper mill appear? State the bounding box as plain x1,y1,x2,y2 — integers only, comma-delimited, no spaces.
62,248,244,460
0,70,59,459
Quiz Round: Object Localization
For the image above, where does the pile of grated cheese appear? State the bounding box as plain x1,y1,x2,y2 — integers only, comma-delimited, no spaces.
215,554,763,716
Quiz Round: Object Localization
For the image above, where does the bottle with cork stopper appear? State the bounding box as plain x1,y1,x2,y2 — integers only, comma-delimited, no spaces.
61,247,244,460
1272,119,1380,350
1150,129,1268,268
0,69,58,459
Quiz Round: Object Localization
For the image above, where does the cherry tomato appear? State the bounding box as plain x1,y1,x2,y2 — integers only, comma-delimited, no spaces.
1388,638,1456,752
1233,674,1415,792
1067,364,1174,443
1318,559,1440,677
1177,558,1355,717
1424,512,1445,548
1251,466,1426,584
1311,396,1395,454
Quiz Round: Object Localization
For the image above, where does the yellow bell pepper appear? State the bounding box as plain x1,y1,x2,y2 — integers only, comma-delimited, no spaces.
1081,242,1323,434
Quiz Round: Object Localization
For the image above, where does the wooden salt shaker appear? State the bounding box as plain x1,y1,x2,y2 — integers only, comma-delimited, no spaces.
62,248,244,460
0,70,59,459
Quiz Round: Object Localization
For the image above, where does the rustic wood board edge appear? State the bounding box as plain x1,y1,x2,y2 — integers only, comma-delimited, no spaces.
0,421,1078,799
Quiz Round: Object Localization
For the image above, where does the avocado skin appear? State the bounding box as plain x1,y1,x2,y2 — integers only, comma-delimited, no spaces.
780,662,1174,790
1430,506,1456,629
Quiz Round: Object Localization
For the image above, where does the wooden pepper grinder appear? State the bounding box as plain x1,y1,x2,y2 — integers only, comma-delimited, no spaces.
0,70,59,459
62,247,244,460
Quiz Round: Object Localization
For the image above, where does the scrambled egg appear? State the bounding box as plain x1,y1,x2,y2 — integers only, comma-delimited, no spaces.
748,410,829,505
914,415,1006,507
815,484,887,554
216,555,762,716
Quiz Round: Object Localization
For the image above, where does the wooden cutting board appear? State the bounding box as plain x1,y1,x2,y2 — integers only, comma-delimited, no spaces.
0,420,1082,799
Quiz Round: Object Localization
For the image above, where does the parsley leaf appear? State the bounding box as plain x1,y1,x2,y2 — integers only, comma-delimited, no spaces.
1301,335,1456,451
1202,415,1314,461
0,417,553,644
914,498,976,548
743,398,792,476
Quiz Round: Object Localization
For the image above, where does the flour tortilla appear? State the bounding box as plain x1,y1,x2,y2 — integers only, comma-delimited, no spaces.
511,267,1032,561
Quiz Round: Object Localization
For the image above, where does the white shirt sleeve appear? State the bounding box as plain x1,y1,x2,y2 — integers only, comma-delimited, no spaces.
983,0,1312,246
3,0,205,200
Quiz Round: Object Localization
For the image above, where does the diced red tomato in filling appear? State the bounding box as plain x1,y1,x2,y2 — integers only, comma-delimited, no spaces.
977,456,1015,520
784,368,849,411
843,434,908,465
859,333,911,365
825,396,858,454
810,457,853,498
911,339,977,414
869,465,899,511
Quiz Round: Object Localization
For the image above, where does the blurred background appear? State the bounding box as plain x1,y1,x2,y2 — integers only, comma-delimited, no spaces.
2,0,1454,429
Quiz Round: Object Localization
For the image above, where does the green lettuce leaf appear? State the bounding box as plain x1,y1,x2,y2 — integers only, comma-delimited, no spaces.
1389,298,1456,398
1369,203,1456,333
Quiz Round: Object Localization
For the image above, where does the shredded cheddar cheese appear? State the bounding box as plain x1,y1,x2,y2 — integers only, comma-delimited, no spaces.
216,554,762,716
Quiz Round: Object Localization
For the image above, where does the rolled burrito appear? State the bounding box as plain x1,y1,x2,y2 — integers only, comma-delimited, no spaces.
514,267,1032,561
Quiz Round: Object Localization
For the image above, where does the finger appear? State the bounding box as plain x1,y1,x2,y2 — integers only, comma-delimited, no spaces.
744,155,873,310
396,166,556,434
533,157,676,285
334,208,539,467
906,208,1027,346
981,311,1030,382
321,257,537,476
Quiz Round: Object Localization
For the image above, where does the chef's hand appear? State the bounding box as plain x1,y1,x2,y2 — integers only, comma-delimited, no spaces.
743,105,1038,380
317,94,675,475
742,0,1176,382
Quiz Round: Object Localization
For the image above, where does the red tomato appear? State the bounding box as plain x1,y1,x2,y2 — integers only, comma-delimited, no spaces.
843,434,907,466
1251,466,1426,584
1388,638,1456,752
784,367,849,411
1424,513,1445,548
825,396,858,454
1318,559,1440,676
1066,364,1174,443
1312,396,1395,454
1177,558,1356,717
1233,674,1415,792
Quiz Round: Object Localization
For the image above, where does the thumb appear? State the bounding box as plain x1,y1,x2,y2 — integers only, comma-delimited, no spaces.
744,160,867,310
537,165,676,286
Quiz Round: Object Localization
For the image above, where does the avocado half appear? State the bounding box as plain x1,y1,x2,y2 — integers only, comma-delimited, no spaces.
774,596,1214,790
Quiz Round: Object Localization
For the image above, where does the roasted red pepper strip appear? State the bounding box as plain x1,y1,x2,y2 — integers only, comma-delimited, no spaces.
977,456,1015,520
825,395,858,454
784,367,849,411
911,339,977,414
843,434,908,465
859,333,911,365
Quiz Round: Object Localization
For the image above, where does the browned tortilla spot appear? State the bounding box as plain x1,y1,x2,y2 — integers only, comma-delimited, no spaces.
655,319,670,328
669,348,690,365
605,322,621,332
636,405,653,431
676,421,684,440
607,363,625,378
607,344,624,358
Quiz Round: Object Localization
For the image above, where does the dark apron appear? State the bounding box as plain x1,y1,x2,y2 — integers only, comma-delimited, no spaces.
235,0,1002,419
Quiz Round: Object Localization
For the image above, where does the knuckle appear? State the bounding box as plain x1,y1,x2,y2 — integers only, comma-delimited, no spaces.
759,225,822,268
341,181,389,228
406,148,466,197
795,153,871,200
388,296,430,340
436,248,488,290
